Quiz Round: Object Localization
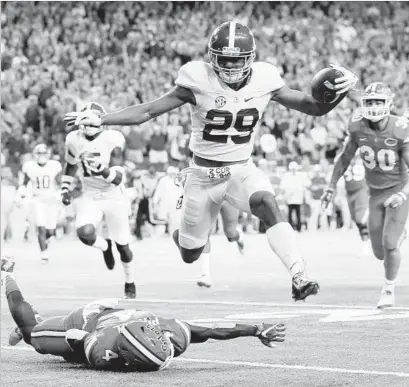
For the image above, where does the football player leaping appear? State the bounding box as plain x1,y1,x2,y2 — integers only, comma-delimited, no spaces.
322,83,409,308
18,144,62,263
62,102,136,299
65,21,358,301
2,255,286,371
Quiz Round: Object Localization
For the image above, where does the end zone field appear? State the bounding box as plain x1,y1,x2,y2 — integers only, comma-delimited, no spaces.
2,230,409,387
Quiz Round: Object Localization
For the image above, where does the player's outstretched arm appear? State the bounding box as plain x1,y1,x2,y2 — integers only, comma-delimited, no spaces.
187,322,286,348
272,65,358,116
65,86,194,128
321,136,358,209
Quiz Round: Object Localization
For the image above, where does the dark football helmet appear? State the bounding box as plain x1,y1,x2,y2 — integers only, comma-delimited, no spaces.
361,82,394,122
80,102,106,136
208,21,256,84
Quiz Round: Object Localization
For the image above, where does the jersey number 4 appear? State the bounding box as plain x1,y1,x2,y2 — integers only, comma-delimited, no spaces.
360,145,396,171
102,349,119,362
203,108,259,144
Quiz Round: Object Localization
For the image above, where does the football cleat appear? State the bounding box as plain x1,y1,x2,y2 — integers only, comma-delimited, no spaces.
124,282,136,299
197,274,212,288
256,323,286,348
103,239,115,270
8,326,23,346
292,274,319,301
377,290,395,309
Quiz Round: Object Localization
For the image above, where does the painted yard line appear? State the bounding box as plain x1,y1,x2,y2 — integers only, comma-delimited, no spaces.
1,294,408,311
2,346,408,378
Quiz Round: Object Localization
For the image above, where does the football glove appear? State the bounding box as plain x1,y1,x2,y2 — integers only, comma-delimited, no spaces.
320,188,335,211
256,323,286,348
64,111,102,128
330,64,359,95
61,189,72,206
80,152,106,175
384,191,407,209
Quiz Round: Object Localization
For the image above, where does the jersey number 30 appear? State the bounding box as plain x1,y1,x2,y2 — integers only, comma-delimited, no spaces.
203,108,259,144
360,145,396,171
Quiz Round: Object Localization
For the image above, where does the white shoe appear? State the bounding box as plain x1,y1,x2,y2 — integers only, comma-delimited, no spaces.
358,241,372,258
41,251,50,264
377,290,395,309
197,274,212,288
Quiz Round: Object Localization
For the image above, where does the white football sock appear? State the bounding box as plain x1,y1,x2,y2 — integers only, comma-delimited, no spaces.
382,279,395,293
122,261,135,283
93,236,108,251
200,252,211,277
266,222,305,277
237,227,244,243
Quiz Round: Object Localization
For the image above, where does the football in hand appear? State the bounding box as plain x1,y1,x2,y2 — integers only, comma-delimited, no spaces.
311,67,344,103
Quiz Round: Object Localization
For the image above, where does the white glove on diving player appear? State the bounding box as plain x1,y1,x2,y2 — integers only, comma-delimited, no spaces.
330,64,359,95
64,111,102,128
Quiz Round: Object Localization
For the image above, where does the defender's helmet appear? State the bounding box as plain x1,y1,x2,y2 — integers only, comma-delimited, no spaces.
361,82,394,122
33,144,50,165
208,21,256,84
80,102,106,137
117,321,174,372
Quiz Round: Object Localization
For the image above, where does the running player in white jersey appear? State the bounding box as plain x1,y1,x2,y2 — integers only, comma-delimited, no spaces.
65,21,358,301
18,144,62,263
61,102,136,299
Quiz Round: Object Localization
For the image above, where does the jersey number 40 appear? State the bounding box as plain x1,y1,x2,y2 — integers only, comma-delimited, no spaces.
203,108,259,144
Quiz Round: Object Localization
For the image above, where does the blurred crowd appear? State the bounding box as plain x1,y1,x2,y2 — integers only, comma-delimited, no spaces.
2,1,409,178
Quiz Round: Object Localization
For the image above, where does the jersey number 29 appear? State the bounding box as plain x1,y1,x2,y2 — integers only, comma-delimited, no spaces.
203,108,259,144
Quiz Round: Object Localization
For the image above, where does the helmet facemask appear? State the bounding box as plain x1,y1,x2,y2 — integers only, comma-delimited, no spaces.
361,97,392,122
33,145,50,165
80,102,106,137
209,49,255,84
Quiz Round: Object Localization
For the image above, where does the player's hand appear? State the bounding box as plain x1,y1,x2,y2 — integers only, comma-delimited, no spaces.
61,189,72,206
320,188,335,210
64,111,102,128
256,323,286,348
330,64,358,95
384,192,407,209
80,152,106,175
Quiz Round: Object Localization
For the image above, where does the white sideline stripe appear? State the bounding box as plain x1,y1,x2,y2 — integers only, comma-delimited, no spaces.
2,294,407,311
120,325,164,366
31,331,66,338
2,345,409,378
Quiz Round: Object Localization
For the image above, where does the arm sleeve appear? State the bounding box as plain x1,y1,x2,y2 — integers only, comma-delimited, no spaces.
65,132,79,164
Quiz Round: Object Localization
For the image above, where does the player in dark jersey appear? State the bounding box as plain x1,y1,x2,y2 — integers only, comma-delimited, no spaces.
2,255,286,371
342,153,371,256
321,82,409,308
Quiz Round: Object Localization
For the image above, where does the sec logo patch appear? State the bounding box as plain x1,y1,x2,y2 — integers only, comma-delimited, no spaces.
215,96,226,108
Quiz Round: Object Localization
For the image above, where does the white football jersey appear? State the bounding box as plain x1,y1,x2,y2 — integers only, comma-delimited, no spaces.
22,160,62,198
65,129,125,194
175,61,285,162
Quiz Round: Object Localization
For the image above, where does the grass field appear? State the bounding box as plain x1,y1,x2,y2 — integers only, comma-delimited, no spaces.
1,230,409,387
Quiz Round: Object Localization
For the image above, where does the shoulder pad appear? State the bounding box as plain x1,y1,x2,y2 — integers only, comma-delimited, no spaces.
175,61,209,92
251,62,285,93
107,129,126,149
347,115,363,134
22,160,34,174
393,116,409,141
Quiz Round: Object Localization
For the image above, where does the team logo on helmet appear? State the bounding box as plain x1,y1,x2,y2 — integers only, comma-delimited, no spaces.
215,96,227,108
